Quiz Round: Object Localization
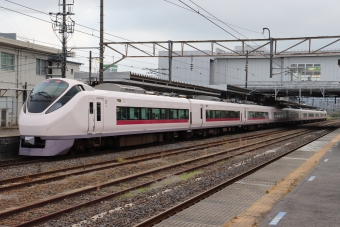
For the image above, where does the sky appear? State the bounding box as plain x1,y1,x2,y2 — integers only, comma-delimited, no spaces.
0,0,340,74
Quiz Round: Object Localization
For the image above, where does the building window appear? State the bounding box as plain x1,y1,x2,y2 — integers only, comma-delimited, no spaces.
36,59,47,75
290,63,321,81
1,52,14,71
71,68,74,75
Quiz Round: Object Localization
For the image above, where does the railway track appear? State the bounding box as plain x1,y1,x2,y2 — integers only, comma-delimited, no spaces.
0,129,288,170
0,158,44,168
0,122,337,226
134,124,339,227
0,128,292,192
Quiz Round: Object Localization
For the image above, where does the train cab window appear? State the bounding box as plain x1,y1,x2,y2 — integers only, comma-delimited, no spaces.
97,102,101,121
78,85,85,91
89,102,93,114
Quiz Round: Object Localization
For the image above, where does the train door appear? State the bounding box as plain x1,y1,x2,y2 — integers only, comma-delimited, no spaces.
94,98,104,133
88,99,95,133
200,104,204,126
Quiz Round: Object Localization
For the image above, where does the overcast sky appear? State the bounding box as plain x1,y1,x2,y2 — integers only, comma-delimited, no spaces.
1,0,340,74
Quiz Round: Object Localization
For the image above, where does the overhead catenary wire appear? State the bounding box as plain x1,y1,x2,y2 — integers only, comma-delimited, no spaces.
176,0,293,74
2,2,282,90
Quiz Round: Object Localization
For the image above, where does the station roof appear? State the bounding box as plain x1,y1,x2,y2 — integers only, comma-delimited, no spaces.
81,71,251,98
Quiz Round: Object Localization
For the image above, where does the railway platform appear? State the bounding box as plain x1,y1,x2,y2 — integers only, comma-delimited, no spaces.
0,129,20,159
155,128,340,227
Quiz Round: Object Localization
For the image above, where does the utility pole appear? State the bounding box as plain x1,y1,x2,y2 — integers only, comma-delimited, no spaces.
99,0,104,83
62,0,67,78
49,0,75,78
89,51,92,86
245,50,248,88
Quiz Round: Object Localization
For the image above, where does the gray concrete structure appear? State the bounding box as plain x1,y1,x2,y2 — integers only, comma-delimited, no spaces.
159,49,340,87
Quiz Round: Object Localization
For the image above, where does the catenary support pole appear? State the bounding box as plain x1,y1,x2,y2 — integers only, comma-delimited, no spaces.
245,50,248,88
62,0,66,78
99,0,104,83
89,51,92,86
168,40,172,82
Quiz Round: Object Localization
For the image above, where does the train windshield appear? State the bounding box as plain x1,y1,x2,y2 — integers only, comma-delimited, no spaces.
27,79,69,113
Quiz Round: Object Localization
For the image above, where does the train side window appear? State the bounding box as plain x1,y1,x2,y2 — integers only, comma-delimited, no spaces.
97,102,101,121
216,110,221,118
120,107,127,120
212,110,216,118
89,102,93,114
178,109,185,119
160,109,166,119
221,111,225,118
141,108,149,120
206,110,210,119
128,107,139,120
165,109,169,119
185,109,189,119
116,107,121,120
170,109,178,119
152,108,160,119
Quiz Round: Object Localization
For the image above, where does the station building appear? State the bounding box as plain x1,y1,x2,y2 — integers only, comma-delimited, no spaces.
158,47,340,88
0,33,81,128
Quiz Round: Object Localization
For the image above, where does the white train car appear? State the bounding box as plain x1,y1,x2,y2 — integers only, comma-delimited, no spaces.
19,78,327,156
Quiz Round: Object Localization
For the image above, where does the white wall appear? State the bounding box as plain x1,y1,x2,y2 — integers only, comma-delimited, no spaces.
0,45,80,127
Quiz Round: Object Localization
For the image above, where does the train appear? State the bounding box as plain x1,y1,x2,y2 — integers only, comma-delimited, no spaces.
19,78,327,156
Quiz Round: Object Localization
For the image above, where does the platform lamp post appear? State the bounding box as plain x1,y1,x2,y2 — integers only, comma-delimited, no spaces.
263,28,273,78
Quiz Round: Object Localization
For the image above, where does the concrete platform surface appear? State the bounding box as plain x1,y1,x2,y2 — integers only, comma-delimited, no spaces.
259,132,340,227
155,128,340,227
0,128,19,137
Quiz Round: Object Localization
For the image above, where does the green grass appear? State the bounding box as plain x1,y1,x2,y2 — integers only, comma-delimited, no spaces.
180,170,203,180
122,192,133,198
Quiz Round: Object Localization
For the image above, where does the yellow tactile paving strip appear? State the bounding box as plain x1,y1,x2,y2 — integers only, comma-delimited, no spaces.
224,133,340,227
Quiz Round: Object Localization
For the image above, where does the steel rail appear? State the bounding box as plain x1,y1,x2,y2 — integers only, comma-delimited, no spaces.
1,127,324,225
0,129,289,190
11,124,338,227
134,126,339,227
0,158,44,168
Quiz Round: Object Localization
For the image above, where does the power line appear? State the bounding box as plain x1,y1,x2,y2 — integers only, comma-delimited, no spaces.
177,0,292,79
1,2,271,87
164,0,263,36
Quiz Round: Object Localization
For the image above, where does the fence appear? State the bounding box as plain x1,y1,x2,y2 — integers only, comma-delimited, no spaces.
0,98,23,128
